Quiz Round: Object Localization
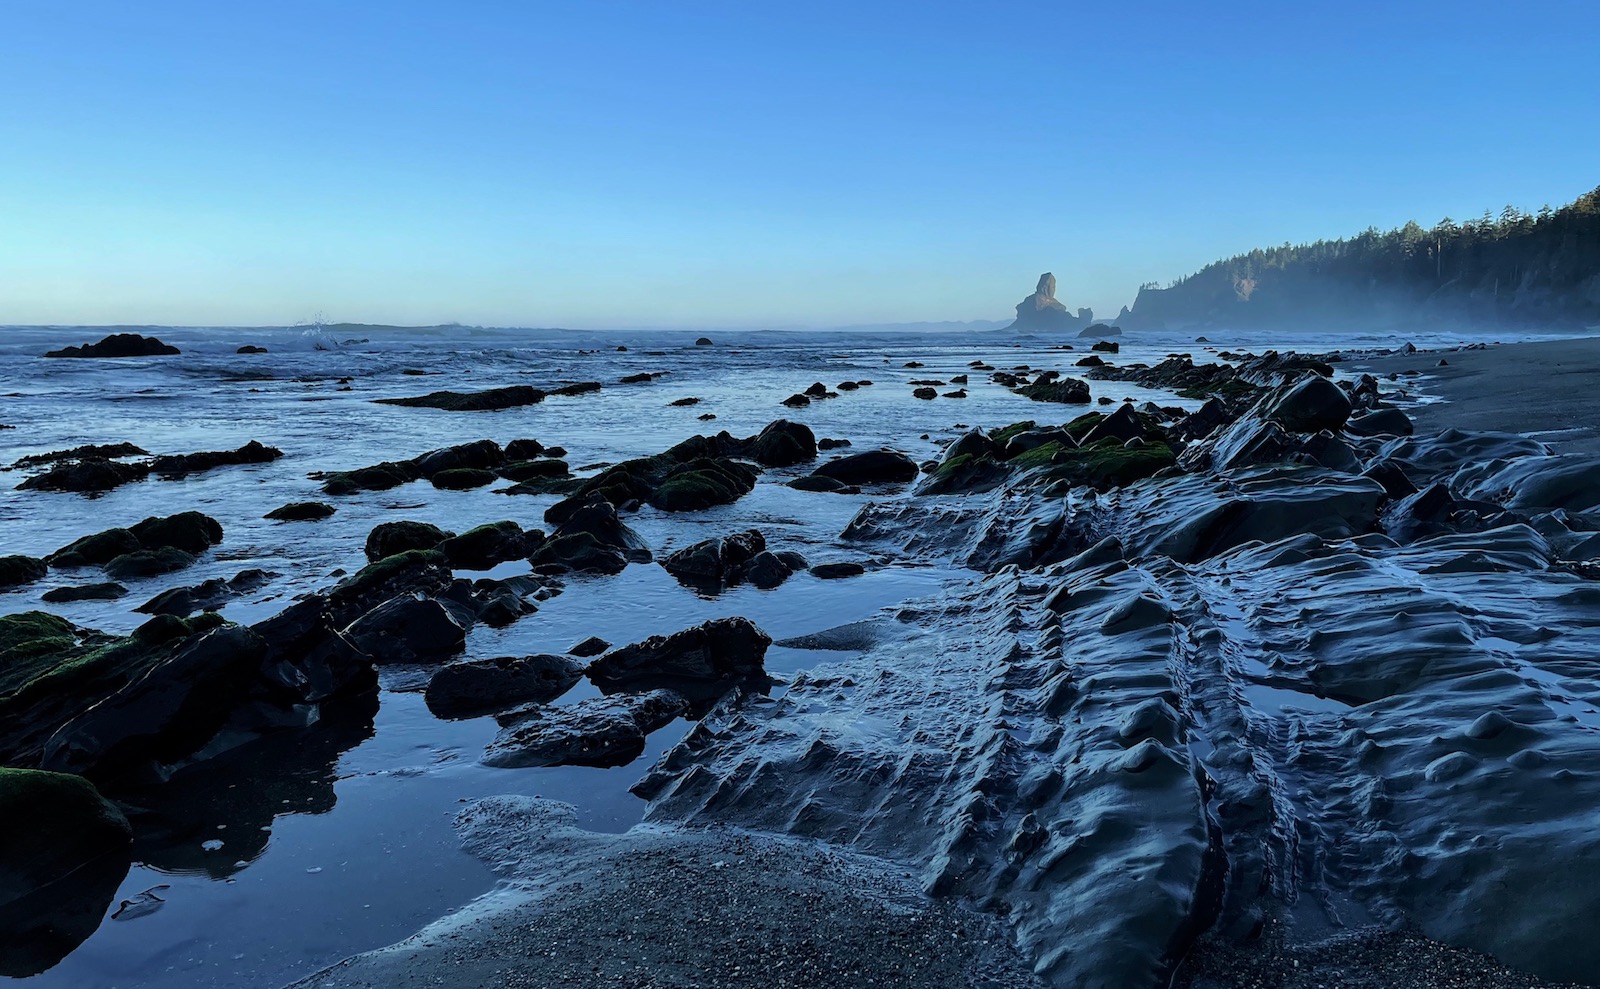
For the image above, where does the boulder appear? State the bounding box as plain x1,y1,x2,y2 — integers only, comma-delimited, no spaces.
17,458,151,494
236,345,268,354
343,595,466,665
1017,378,1091,404
134,569,274,617
811,562,866,580
438,521,538,570
103,547,197,580
265,501,336,522
1346,407,1415,437
41,583,127,603
1258,374,1352,433
0,556,47,590
747,419,817,467
569,636,610,657
586,617,771,699
660,530,767,589
482,689,689,769
44,333,179,358
425,654,584,719
529,495,651,575
365,521,453,562
376,385,545,412
812,450,919,485
429,467,498,490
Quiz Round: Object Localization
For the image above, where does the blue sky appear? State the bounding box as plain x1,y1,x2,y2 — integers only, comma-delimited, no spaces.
2,1,1597,328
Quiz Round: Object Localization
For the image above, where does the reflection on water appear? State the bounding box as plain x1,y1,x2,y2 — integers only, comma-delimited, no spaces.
0,850,130,979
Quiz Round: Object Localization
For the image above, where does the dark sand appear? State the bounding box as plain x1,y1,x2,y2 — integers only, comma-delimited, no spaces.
1357,335,1600,454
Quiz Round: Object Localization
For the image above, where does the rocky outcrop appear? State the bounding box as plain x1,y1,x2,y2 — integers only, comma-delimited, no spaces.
44,333,179,358
1007,273,1078,332
586,617,771,703
425,654,584,719
483,690,689,769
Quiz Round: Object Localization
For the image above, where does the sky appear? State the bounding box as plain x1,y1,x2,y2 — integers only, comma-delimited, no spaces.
2,1,1597,329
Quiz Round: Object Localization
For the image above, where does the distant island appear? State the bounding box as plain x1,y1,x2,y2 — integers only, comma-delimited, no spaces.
1122,183,1600,331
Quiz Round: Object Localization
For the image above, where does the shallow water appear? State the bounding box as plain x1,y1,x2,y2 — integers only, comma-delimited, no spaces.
0,321,1533,987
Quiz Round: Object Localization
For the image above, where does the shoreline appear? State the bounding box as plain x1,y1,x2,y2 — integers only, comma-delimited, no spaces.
1355,334,1600,454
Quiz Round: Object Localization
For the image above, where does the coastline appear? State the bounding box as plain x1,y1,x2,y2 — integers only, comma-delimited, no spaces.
1356,335,1600,454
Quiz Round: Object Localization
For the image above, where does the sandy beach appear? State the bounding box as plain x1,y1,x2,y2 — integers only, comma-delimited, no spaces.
1358,334,1600,453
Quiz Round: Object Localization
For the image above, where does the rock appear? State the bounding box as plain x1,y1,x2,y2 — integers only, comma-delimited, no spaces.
265,501,336,522
913,387,937,400
328,551,454,626
1092,340,1120,353
426,654,584,719
818,437,852,451
413,440,505,476
1007,272,1075,331
343,595,466,665
548,382,602,398
44,334,179,358
620,373,653,384
1017,378,1091,404
669,397,700,407
103,547,198,581
648,459,759,512
47,512,221,571
586,617,772,699
148,440,283,478
1257,374,1352,433
0,767,131,931
1080,404,1147,446
430,467,499,490
439,521,539,570
0,556,47,590
812,450,919,485
11,443,148,470
37,620,269,777
1078,322,1122,338
787,475,857,493
365,521,453,562
376,385,545,411
504,439,546,460
781,393,811,408
1076,355,1105,367
236,345,268,354
483,689,689,769
41,583,127,603
17,458,151,494
569,636,611,657
811,562,866,579
660,530,767,590
135,569,274,617
744,551,795,589
695,337,713,346
497,458,570,483
747,419,817,467
1346,407,1414,437
529,496,652,575
320,460,419,496
805,382,829,397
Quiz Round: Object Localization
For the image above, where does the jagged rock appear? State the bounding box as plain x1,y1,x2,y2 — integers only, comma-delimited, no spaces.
660,530,765,589
39,622,268,779
483,689,689,769
327,551,454,627
1346,407,1416,437
135,569,274,617
1091,340,1120,354
343,595,466,665
1256,374,1352,433
747,419,817,467
586,617,771,700
426,654,584,719
529,495,651,576
1081,404,1145,446
11,443,147,470
812,450,919,485
1008,272,1075,331
569,636,610,658
45,334,179,358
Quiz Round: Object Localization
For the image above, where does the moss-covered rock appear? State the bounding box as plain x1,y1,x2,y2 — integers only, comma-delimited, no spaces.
430,467,498,490
41,583,127,603
438,521,536,570
990,421,1037,445
103,546,197,581
0,767,131,906
1017,378,1091,404
328,550,453,625
649,459,759,512
0,555,47,590
47,512,222,571
129,511,224,555
265,501,336,522
45,528,142,568
1038,438,1177,490
364,521,453,562
320,460,420,496
498,459,570,483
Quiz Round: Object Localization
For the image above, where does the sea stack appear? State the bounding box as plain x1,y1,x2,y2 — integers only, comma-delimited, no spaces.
1007,272,1074,331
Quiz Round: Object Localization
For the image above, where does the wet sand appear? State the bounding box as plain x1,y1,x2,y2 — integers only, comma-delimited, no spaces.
1357,335,1600,454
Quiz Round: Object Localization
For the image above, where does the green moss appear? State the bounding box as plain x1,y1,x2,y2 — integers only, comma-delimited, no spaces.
1041,439,1176,491
0,612,79,660
0,612,222,716
990,421,1036,445
1063,412,1106,441
332,549,451,608
429,467,498,490
46,528,141,568
1017,380,1091,404
1009,442,1066,470
0,555,47,589
103,546,196,581
321,460,418,496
